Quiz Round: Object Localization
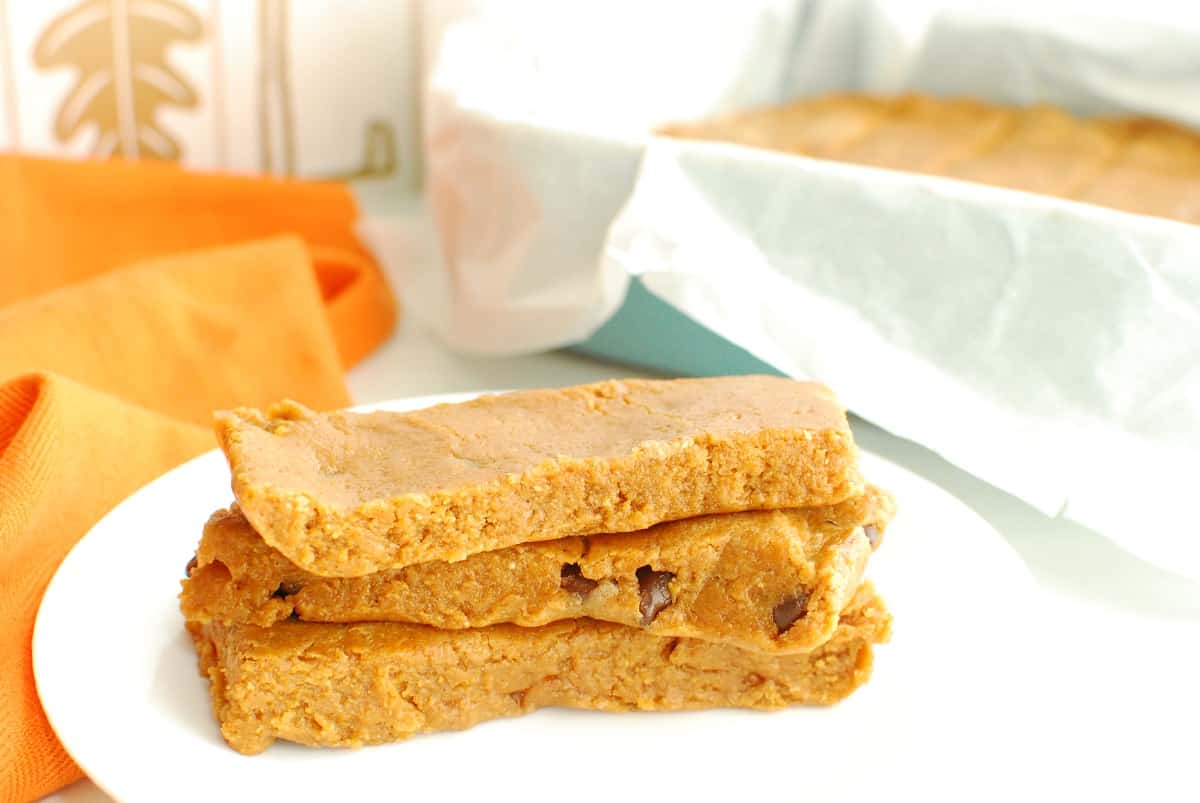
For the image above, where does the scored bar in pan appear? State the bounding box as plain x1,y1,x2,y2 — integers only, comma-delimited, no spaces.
660,92,1200,224
182,486,893,654
214,377,864,577
189,583,891,755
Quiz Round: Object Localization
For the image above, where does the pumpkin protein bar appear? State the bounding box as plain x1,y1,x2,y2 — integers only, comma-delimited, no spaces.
189,583,891,755
661,93,1200,224
214,376,863,577
181,486,894,654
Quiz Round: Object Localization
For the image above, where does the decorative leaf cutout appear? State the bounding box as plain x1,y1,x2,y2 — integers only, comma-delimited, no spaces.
34,0,203,160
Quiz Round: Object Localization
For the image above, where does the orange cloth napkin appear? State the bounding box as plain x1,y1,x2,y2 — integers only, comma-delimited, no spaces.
0,156,396,368
0,156,398,802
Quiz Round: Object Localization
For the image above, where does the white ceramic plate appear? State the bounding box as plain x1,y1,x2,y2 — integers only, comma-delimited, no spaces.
35,393,1038,803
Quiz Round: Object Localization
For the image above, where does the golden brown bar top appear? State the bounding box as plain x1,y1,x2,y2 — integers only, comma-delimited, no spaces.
662,93,1200,224
182,486,893,653
214,377,863,577
190,584,890,754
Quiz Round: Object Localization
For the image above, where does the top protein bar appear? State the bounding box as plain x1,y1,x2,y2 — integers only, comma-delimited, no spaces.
213,376,863,576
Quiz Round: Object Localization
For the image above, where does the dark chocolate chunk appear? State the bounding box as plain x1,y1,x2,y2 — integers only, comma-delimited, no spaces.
661,637,681,662
636,565,674,626
560,563,599,596
863,524,881,549
185,555,198,578
273,581,302,599
773,592,810,634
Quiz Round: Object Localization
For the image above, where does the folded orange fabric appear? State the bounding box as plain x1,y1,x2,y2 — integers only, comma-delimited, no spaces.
0,238,352,424
0,155,398,368
0,374,212,803
0,156,397,802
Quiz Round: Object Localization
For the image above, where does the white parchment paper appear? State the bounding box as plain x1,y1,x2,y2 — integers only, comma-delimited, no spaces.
404,0,1200,579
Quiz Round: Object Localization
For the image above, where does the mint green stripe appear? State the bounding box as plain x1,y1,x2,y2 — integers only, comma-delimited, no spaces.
572,278,780,377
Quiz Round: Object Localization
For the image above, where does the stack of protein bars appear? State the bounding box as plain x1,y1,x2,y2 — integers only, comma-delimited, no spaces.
180,376,895,754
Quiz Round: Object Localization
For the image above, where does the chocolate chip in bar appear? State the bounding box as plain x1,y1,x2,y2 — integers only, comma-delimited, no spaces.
272,581,302,599
863,524,881,549
560,563,599,597
185,555,198,578
636,565,674,626
773,592,810,634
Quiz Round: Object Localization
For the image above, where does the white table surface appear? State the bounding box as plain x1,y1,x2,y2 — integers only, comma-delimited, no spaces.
46,315,1200,802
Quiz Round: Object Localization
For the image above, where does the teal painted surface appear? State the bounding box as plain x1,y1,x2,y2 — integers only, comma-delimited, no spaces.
572,278,780,377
